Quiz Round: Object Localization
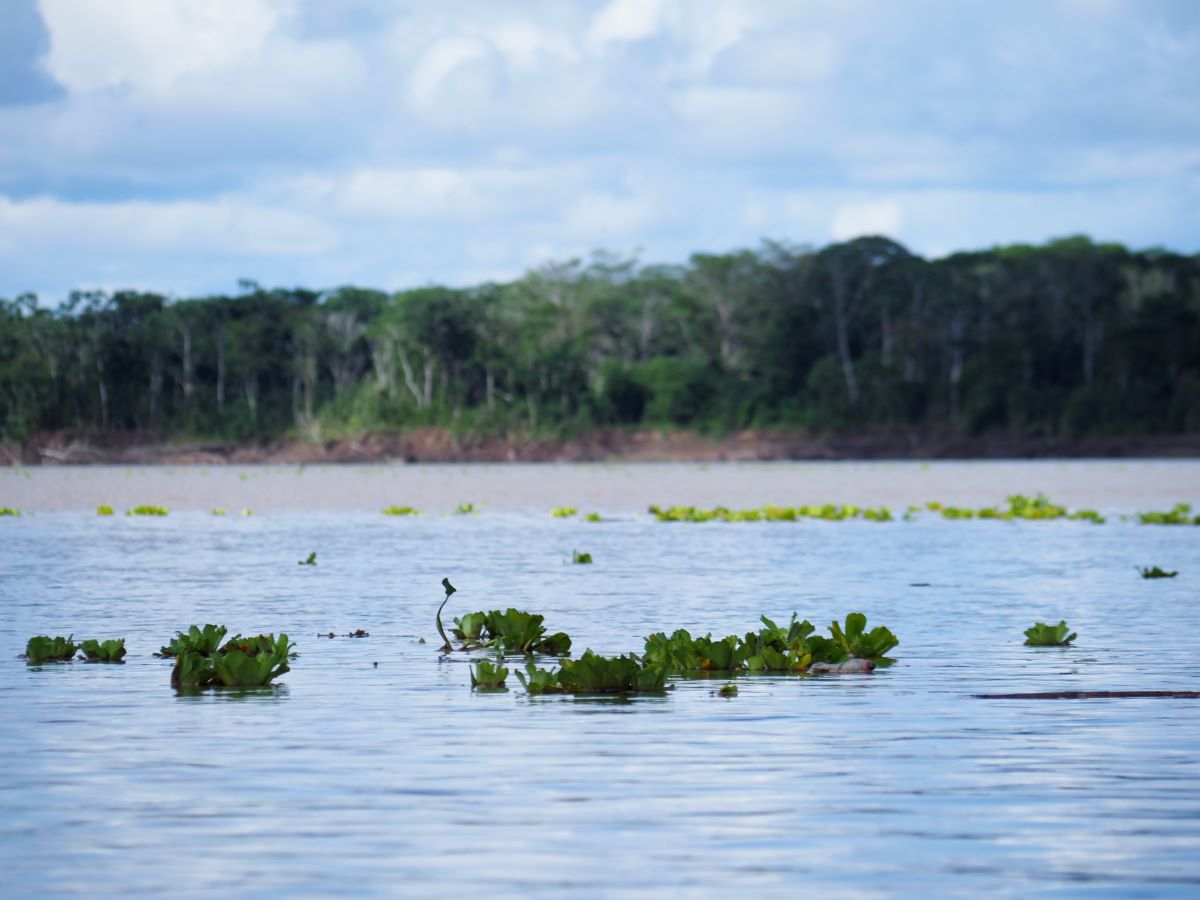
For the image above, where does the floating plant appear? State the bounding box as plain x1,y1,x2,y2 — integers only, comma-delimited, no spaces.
454,502,479,515
171,632,294,689
717,683,738,697
584,513,603,522
79,638,126,662
470,658,510,689
299,552,317,566
382,505,419,516
1137,566,1178,579
0,507,21,516
437,579,572,656
211,507,227,516
1024,621,1076,646
571,549,593,564
158,624,228,658
24,635,78,663
126,505,168,516
1137,504,1200,526
516,651,667,695
551,506,578,518
96,505,114,516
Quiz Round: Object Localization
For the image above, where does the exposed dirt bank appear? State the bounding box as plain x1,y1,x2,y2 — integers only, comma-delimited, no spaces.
5,429,1198,466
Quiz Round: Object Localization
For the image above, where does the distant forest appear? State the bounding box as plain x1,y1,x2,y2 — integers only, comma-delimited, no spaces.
2,236,1198,444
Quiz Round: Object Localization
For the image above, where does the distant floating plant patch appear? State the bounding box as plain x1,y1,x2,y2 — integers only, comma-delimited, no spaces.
211,507,227,516
648,503,892,523
917,494,1104,523
571,549,593,564
126,505,168,516
24,635,78,663
454,502,479,515
96,505,114,516
1137,504,1200,525
551,506,577,518
0,507,20,516
1024,620,1076,647
584,512,603,522
298,552,317,566
1137,566,1178,579
382,505,419,516
170,630,294,689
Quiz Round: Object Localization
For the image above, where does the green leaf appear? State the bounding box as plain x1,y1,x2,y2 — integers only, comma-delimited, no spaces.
24,634,78,663
1024,620,1076,646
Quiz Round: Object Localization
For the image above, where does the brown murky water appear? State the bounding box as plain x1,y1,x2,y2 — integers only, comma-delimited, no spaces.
3,459,1198,513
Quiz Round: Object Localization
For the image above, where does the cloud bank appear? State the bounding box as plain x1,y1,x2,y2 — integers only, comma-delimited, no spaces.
1,0,1197,298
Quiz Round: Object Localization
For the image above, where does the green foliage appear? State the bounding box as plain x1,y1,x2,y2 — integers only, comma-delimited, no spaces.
298,551,317,565
454,502,478,515
159,624,228,658
126,505,168,516
907,494,1107,523
644,611,899,676
382,505,419,516
516,651,668,695
441,593,572,656
828,613,899,664
0,507,20,516
211,507,227,516
79,638,126,662
571,549,593,564
96,505,114,516
1024,620,1077,646
648,503,893,523
470,658,509,688
584,512,603,522
718,683,738,697
173,633,293,688
24,634,77,663
1137,504,1200,525
551,506,577,518
3,238,1199,446
1137,566,1178,579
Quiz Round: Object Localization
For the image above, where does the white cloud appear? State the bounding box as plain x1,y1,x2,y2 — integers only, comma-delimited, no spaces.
38,0,289,93
408,35,493,110
830,200,903,240
589,0,665,44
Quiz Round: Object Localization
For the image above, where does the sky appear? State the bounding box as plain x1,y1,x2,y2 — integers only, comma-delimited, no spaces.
0,0,1198,301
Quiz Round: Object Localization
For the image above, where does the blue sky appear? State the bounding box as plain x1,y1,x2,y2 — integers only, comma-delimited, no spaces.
1,0,1197,301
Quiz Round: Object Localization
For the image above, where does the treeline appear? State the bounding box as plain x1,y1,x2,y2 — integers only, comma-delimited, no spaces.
2,235,1198,444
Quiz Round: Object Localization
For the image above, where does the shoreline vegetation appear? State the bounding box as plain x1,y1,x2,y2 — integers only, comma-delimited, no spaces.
3,236,1198,463
5,428,1200,466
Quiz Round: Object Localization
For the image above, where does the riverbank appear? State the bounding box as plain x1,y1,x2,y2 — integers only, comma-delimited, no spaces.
4,428,1199,466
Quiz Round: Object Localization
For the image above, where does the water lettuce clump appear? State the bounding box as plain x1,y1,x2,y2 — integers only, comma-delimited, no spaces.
584,513,603,522
571,549,593,564
96,505,114,516
454,502,479,515
919,494,1105,523
1024,620,1076,646
1137,566,1178,579
516,651,668,695
1137,504,1200,525
648,504,893,523
551,506,577,518
79,638,126,662
24,635,78,663
382,505,419,516
299,552,317,566
127,505,168,516
643,612,898,676
470,658,509,688
159,624,228,658
436,578,571,656
171,630,294,688
0,507,20,516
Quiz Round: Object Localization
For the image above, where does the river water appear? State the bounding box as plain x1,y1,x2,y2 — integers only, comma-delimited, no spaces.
2,462,1199,896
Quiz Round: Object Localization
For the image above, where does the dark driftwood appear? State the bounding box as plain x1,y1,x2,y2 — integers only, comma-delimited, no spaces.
975,690,1200,700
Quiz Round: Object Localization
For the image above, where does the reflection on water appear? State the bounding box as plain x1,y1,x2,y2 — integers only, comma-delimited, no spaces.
2,499,1199,894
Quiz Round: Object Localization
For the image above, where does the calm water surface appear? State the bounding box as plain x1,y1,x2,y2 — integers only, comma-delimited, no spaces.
2,464,1200,896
